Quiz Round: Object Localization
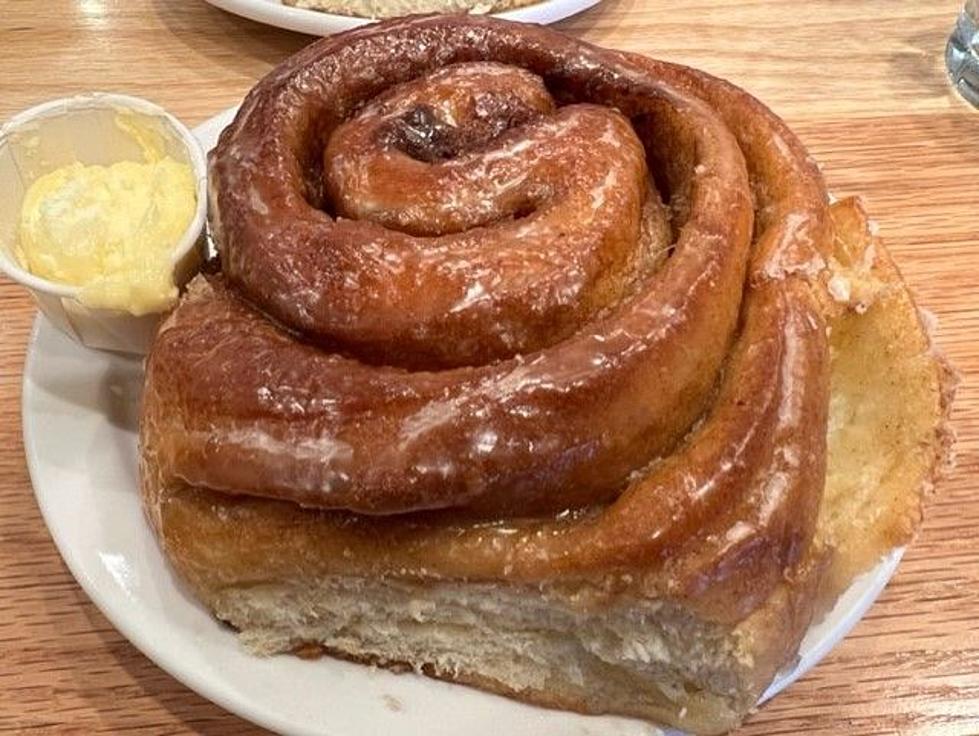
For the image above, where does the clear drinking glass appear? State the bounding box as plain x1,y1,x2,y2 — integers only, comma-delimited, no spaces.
947,0,979,106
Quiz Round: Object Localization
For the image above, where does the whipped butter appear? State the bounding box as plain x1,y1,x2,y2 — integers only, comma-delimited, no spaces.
15,116,196,315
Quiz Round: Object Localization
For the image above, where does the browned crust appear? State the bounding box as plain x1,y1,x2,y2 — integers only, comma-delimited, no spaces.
137,17,953,736
144,15,833,630
139,201,951,733
150,478,826,734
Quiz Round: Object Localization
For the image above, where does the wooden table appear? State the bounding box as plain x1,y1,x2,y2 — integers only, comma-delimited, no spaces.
1,1,977,733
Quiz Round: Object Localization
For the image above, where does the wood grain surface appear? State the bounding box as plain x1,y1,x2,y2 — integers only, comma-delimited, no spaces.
1,0,977,734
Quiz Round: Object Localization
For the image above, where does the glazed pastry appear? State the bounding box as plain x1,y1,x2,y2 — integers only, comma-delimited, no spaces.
140,16,953,734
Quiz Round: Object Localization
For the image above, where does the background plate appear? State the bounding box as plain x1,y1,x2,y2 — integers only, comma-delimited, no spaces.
21,108,904,736
202,0,602,36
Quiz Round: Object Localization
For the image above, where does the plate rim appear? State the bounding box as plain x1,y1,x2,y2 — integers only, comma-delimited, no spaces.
20,316,324,736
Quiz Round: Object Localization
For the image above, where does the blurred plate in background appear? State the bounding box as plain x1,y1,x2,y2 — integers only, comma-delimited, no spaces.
201,0,602,35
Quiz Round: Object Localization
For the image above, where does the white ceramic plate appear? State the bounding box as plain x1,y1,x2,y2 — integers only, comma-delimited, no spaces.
22,108,905,736
203,0,602,36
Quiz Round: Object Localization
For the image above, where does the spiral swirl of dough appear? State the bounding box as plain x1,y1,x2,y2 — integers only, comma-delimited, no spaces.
145,14,833,602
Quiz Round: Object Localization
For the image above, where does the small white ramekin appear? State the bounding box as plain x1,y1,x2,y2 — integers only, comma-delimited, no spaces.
0,93,207,354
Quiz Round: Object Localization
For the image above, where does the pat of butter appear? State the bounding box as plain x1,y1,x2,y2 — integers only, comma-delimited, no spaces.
15,117,196,316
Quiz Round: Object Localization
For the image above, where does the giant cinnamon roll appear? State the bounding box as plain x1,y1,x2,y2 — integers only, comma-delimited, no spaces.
140,16,953,735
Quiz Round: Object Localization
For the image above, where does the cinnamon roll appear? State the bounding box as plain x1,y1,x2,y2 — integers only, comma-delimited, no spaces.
139,15,953,734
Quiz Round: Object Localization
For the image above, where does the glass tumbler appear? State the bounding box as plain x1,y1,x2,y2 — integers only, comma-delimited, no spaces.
947,0,979,106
